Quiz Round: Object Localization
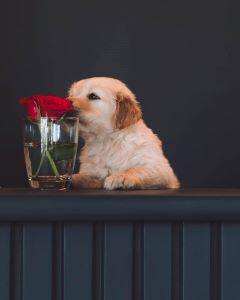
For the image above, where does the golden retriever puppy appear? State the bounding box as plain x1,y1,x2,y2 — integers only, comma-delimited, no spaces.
68,77,180,190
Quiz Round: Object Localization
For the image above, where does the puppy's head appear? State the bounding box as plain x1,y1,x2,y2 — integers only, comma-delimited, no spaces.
68,77,142,134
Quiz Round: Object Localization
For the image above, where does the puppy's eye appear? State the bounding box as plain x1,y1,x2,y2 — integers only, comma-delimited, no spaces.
88,93,100,100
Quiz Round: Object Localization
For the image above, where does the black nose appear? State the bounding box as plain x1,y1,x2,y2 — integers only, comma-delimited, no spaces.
65,108,79,117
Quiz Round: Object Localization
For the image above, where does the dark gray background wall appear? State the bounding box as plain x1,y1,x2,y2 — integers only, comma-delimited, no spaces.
0,0,239,187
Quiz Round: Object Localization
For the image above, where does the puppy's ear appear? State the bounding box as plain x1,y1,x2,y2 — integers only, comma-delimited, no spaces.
114,92,142,129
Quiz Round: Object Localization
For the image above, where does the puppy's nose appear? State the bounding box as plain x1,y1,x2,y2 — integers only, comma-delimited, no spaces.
67,97,82,112
67,96,78,102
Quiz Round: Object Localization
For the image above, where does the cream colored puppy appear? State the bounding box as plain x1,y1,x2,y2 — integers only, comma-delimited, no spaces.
68,77,180,190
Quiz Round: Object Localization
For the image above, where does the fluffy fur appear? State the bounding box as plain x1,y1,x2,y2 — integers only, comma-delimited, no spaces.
68,77,180,190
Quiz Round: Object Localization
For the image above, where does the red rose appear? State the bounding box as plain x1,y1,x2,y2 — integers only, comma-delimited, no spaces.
19,97,38,121
19,95,74,121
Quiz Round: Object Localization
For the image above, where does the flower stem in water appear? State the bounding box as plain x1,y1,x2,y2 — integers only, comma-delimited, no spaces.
33,149,46,178
46,150,60,177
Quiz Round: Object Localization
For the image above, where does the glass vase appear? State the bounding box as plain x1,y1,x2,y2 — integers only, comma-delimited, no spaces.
23,117,79,190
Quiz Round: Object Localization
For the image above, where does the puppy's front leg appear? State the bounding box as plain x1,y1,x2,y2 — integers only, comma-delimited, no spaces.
104,168,144,190
104,166,178,190
72,173,104,189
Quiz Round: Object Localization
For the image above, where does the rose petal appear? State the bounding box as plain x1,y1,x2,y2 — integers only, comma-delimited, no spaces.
31,95,74,119
19,97,38,121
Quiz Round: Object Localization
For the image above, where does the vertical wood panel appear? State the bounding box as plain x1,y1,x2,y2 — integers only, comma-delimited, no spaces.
144,223,172,300
93,223,105,300
22,224,52,300
104,223,132,300
133,223,144,300
64,223,93,300
183,223,211,300
210,223,221,300
0,224,11,300
222,223,240,300
172,222,183,300
52,223,64,300
10,224,23,300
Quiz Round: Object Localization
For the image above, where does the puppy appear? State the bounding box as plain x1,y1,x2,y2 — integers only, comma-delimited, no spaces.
68,77,180,190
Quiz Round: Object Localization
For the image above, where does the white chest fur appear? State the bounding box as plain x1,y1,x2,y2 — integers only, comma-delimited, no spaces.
79,121,166,179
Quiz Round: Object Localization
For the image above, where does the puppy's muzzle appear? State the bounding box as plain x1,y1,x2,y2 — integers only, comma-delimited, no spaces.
67,96,80,105
65,97,81,117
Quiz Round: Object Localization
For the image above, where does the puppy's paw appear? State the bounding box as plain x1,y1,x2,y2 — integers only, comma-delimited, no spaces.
104,173,137,190
72,173,103,189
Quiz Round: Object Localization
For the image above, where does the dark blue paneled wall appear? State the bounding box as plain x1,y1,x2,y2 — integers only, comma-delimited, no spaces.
1,189,240,299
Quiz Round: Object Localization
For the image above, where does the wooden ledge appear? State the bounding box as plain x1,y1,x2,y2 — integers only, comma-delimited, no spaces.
0,188,240,221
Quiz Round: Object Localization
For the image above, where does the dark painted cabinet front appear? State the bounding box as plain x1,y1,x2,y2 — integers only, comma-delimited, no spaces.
0,189,240,300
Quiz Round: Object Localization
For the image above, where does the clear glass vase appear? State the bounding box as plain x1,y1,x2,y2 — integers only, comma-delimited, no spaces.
23,117,79,190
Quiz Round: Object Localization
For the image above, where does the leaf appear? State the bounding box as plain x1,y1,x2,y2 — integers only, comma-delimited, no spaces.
48,143,77,161
58,113,66,121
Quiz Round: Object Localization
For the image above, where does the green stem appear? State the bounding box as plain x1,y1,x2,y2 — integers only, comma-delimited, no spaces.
33,149,46,178
33,119,60,178
46,150,60,177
